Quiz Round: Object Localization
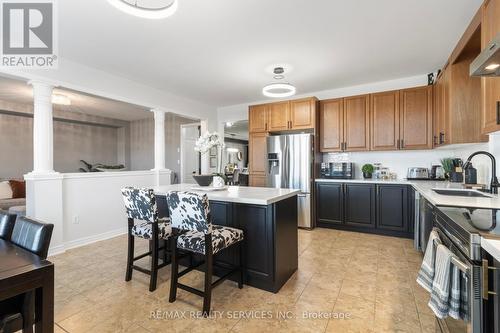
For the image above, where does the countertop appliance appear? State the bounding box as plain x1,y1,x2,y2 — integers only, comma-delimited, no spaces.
407,167,430,180
267,133,313,229
432,207,500,333
431,165,446,180
470,32,500,77
320,162,354,179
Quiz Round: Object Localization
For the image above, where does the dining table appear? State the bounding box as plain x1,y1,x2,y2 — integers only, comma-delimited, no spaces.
0,239,54,333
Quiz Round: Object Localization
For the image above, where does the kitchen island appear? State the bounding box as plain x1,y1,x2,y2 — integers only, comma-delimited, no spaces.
154,184,299,293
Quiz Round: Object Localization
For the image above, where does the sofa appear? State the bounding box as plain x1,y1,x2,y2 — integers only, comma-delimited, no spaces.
0,180,26,211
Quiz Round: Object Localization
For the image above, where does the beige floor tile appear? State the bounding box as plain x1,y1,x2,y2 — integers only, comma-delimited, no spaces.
339,279,377,301
419,314,438,333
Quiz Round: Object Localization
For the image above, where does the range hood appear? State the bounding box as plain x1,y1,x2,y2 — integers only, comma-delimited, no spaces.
470,32,500,77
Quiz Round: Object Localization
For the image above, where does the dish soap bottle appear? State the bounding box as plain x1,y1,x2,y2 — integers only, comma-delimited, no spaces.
464,163,477,184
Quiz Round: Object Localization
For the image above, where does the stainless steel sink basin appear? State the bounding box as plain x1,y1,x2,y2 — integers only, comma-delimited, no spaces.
432,189,491,198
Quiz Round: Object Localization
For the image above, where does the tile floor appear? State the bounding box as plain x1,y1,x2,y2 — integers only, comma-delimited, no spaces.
50,228,436,333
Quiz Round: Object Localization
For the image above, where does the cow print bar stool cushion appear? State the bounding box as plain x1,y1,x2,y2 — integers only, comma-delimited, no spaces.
131,217,172,240
177,225,244,255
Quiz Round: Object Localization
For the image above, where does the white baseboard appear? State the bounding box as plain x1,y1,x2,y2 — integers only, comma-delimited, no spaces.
48,227,127,257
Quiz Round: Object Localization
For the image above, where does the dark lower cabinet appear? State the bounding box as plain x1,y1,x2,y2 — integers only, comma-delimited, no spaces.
316,182,343,226
315,181,413,238
376,185,408,232
344,184,376,228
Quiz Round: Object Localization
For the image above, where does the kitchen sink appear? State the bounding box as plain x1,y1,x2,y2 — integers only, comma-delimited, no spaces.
432,189,491,198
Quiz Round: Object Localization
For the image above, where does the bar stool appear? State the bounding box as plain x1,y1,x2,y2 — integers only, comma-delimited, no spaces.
165,191,244,316
121,187,172,292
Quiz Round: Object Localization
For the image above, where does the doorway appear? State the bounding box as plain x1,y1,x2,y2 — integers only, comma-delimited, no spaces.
180,123,201,183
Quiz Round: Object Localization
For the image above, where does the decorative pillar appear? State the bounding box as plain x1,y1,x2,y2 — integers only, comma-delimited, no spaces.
151,108,166,170
29,80,56,174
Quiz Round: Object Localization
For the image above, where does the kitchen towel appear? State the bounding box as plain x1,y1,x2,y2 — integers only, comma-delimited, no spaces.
416,229,441,292
428,244,453,319
449,264,469,321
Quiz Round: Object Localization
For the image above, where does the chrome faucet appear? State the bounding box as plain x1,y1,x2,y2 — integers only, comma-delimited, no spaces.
463,151,499,194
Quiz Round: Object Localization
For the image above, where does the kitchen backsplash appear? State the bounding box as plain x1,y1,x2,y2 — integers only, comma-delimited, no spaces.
322,143,491,183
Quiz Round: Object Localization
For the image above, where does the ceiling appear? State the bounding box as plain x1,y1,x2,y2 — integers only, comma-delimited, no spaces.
57,0,483,107
0,76,151,121
225,120,249,141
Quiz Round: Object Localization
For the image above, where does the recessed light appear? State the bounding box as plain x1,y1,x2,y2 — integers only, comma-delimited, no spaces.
52,94,71,105
485,63,500,71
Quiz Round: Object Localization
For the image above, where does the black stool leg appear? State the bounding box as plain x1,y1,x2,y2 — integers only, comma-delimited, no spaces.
203,234,213,317
125,218,134,282
149,224,159,292
238,240,244,289
169,236,179,303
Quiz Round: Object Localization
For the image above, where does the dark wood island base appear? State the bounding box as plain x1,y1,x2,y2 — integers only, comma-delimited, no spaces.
156,194,298,293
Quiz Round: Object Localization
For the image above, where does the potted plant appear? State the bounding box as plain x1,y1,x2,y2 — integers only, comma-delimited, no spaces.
440,158,454,180
361,164,374,179
194,131,227,187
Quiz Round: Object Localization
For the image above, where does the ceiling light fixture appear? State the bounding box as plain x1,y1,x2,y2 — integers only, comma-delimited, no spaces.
52,94,71,106
262,67,296,98
485,63,500,71
107,0,178,19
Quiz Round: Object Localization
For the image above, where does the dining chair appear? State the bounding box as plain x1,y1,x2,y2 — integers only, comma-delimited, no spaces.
0,216,54,333
121,187,172,292
166,191,244,316
0,210,16,240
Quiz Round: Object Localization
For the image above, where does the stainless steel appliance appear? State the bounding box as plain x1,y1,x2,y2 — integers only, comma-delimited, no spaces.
320,162,354,179
432,207,500,333
415,195,434,251
267,134,313,229
407,167,430,180
470,32,500,77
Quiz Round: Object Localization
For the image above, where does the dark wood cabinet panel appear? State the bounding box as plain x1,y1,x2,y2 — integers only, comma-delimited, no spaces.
211,202,235,266
376,185,408,232
316,182,344,225
344,184,375,228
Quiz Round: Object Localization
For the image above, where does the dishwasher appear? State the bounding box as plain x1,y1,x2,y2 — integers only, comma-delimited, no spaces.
414,193,434,252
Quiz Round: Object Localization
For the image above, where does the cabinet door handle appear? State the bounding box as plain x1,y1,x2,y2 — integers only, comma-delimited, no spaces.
401,139,404,149
265,123,268,131
397,139,400,149
439,132,445,145
344,142,347,150
482,259,498,300
433,135,438,146
496,101,500,125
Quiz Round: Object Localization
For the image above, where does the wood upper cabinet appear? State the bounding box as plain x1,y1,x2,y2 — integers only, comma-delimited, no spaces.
249,104,268,133
399,86,433,149
481,0,500,134
290,97,317,130
344,95,370,151
267,101,290,131
370,91,400,151
433,65,450,146
249,132,268,175
319,98,344,152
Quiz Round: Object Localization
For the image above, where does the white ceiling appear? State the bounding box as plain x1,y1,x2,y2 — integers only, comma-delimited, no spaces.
58,0,482,107
0,77,151,121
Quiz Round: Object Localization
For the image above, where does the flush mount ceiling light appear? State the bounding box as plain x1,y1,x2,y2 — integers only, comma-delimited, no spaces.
52,94,71,106
107,0,178,19
485,63,500,71
262,67,296,98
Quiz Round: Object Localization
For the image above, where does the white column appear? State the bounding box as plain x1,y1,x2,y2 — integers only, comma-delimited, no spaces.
151,108,166,170
29,80,56,174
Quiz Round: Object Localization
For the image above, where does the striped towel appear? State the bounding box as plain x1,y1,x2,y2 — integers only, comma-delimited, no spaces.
449,264,469,321
428,244,453,318
416,229,441,292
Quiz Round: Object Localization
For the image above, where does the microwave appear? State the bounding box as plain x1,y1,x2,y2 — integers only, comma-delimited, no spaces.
320,162,355,179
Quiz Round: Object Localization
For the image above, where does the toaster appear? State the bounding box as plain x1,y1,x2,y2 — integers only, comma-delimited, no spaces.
407,167,430,180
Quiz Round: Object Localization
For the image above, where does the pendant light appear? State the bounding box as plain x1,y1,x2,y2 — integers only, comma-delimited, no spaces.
262,67,296,98
107,0,178,19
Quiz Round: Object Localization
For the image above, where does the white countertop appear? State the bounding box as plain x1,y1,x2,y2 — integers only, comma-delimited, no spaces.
154,184,300,205
482,238,500,262
315,178,500,209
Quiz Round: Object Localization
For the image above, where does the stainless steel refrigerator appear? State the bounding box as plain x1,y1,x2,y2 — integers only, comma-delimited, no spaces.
266,133,313,229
